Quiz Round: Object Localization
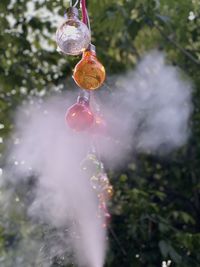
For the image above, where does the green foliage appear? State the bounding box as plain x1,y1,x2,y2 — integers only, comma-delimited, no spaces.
0,0,200,266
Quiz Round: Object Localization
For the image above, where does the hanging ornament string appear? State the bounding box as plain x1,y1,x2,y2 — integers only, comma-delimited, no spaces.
81,0,87,25
70,0,79,7
86,8,91,32
80,0,91,32
55,0,115,252
80,0,94,118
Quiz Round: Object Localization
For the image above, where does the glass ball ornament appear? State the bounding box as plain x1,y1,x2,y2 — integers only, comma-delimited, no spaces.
90,172,113,200
56,7,91,56
81,153,101,176
98,194,111,227
73,44,106,90
66,95,94,131
105,185,114,200
98,173,113,200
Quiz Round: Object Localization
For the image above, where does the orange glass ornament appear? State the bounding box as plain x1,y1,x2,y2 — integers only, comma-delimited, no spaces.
73,44,106,90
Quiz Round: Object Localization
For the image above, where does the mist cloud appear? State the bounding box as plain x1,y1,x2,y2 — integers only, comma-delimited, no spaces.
3,50,192,267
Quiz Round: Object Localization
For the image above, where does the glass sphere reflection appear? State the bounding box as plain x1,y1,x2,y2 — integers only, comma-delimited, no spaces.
73,45,106,89
56,7,91,56
66,96,94,131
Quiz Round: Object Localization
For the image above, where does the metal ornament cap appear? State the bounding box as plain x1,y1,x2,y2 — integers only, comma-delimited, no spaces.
65,7,79,18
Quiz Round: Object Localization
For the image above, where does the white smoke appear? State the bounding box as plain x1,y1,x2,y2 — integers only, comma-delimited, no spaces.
9,95,106,267
95,50,192,164
3,50,192,266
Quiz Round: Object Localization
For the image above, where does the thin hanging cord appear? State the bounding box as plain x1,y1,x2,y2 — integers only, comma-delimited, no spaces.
73,0,79,7
86,9,91,32
78,89,90,102
81,0,87,24
108,226,127,257
70,0,79,7
80,0,92,102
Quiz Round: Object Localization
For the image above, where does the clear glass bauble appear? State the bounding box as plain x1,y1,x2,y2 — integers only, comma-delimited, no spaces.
56,8,91,56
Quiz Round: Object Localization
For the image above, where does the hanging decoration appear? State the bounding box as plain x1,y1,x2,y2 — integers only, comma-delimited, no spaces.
65,93,94,131
73,44,106,90
81,152,113,227
56,6,91,55
56,0,112,228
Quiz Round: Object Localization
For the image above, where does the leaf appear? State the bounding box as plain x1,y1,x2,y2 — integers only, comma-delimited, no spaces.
169,246,182,263
180,211,195,224
159,222,169,233
159,240,169,257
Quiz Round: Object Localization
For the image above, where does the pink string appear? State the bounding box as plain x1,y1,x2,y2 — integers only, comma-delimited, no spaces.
81,0,87,25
